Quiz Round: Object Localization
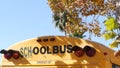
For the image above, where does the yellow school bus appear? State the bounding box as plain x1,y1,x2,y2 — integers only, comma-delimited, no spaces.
0,36,120,68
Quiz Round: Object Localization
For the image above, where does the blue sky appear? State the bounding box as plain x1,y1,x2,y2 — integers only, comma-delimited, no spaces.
0,0,119,63
0,0,64,50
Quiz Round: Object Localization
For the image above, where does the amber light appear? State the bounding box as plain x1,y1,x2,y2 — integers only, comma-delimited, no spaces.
72,46,84,57
84,46,96,57
104,52,108,56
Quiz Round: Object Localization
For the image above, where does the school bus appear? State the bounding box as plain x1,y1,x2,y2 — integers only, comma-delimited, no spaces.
0,36,120,68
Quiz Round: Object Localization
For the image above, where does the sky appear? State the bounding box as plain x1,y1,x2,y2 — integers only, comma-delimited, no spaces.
0,0,65,49
0,0,119,64
0,0,65,63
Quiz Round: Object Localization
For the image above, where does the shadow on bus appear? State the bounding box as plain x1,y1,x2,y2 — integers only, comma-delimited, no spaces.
55,60,68,68
36,36,103,68
8,57,30,65
55,60,82,68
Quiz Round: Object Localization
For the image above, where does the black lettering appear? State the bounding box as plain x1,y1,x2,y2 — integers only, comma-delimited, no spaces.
67,44,73,53
28,46,32,57
40,46,46,54
47,46,52,54
20,48,24,56
53,46,59,54
24,47,28,57
33,47,39,55
20,47,32,58
60,45,66,53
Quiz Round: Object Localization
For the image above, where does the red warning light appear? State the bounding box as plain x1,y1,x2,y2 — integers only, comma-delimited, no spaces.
72,46,84,57
0,49,22,60
4,53,12,59
75,49,84,57
4,50,13,59
12,51,20,59
84,46,96,57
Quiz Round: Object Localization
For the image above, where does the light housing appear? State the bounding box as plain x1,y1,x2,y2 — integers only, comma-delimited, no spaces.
1,49,22,60
0,49,7,54
84,46,96,57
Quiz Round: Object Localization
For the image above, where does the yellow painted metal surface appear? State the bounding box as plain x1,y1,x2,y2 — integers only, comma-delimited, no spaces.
1,36,120,68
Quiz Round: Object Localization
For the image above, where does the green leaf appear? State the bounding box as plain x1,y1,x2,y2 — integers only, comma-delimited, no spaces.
109,31,116,39
73,33,86,38
53,13,60,21
102,33,111,40
110,40,119,48
104,17,118,31
55,21,59,27
59,24,64,32
102,31,116,40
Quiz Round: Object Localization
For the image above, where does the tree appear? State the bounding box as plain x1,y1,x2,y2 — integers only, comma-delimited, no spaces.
48,0,120,48
53,11,67,35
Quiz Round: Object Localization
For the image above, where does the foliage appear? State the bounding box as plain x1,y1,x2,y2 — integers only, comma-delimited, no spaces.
102,31,116,40
110,40,120,48
48,0,120,48
102,17,120,48
104,17,118,31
